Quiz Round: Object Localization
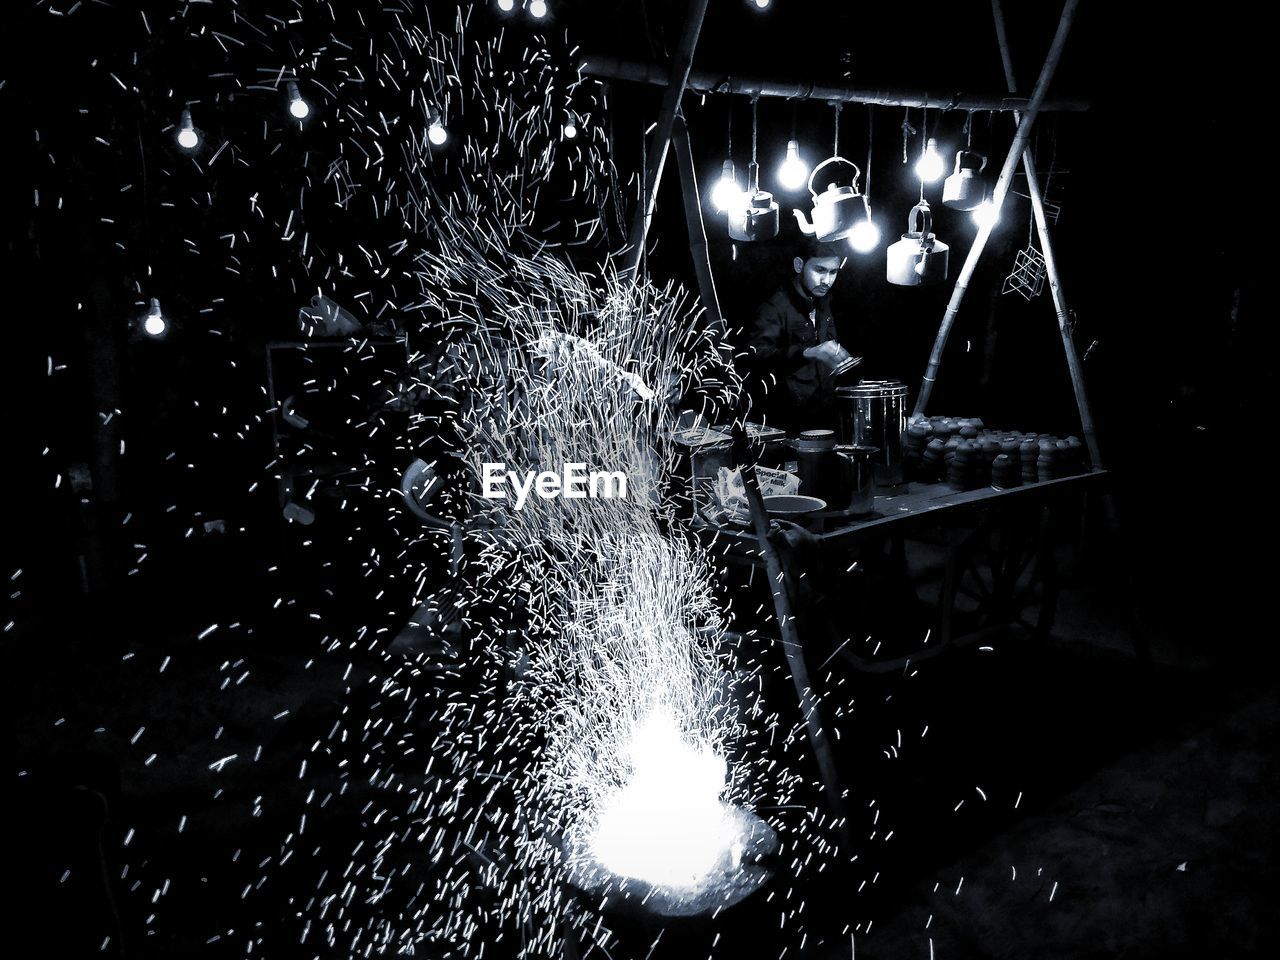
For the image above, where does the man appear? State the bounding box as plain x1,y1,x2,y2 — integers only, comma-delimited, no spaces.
746,238,859,431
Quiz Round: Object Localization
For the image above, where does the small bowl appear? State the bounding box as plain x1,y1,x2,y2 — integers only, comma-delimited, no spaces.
762,494,827,516
764,494,827,532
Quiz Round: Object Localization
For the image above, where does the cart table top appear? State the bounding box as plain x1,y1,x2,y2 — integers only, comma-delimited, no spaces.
696,468,1110,547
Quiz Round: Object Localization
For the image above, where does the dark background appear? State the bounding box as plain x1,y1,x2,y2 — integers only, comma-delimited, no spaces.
3,0,1264,646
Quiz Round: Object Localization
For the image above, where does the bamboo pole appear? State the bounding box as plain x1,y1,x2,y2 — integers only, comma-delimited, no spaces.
671,112,726,335
992,0,1103,468
581,55,1090,114
736,442,848,840
913,0,1081,418
621,0,710,280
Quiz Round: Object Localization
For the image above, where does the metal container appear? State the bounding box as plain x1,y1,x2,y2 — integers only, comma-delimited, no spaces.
886,201,950,286
738,421,789,470
791,429,838,502
837,380,909,489
689,440,733,516
671,426,734,518
834,444,879,515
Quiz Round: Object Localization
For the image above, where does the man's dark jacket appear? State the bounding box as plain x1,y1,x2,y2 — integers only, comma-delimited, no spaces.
746,280,840,430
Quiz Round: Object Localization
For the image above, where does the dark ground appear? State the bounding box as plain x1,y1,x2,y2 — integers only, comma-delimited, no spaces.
7,463,1276,959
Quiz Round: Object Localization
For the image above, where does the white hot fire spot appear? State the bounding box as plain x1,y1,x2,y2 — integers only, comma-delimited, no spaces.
589,706,739,889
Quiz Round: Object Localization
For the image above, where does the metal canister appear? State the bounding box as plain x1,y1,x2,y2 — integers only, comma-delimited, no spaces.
791,429,839,503
837,380,909,489
834,444,879,515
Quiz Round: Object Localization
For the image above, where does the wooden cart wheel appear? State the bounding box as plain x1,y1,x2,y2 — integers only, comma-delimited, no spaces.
947,504,1059,643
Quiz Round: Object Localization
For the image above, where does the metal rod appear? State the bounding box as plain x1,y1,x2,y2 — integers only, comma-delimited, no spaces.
621,0,710,280
992,0,1103,468
581,55,1089,114
671,113,726,335
913,0,1081,417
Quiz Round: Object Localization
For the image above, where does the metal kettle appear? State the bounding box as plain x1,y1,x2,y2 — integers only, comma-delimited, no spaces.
792,156,863,241
728,161,780,242
886,201,949,286
942,150,988,211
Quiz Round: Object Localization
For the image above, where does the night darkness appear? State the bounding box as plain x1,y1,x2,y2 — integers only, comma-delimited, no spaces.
2,2,1273,959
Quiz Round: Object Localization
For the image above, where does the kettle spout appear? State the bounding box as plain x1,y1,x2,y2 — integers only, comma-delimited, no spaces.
792,208,817,236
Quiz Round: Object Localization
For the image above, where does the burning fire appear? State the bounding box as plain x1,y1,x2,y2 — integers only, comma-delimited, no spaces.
589,706,740,889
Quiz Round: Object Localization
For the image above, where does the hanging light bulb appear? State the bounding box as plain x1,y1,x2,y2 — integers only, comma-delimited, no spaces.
287,81,310,120
176,109,199,151
562,112,578,139
528,0,548,18
751,0,772,8
915,137,944,183
848,214,881,254
143,298,167,337
497,0,515,10
428,118,448,146
711,160,744,213
777,140,808,191
972,199,1000,229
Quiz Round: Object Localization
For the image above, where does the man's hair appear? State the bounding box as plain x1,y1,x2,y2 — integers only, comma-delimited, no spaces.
796,237,847,263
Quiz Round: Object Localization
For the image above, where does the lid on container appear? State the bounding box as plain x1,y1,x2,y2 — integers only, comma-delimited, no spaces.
836,378,909,399
671,425,733,449
737,421,787,442
793,428,837,452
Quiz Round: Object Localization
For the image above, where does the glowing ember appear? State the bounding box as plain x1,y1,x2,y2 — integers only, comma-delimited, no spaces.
590,707,738,889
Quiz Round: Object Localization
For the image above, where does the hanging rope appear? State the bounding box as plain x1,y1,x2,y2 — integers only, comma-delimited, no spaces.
901,106,916,163
918,105,928,202
864,103,873,204
832,101,843,155
751,96,759,165
726,101,734,165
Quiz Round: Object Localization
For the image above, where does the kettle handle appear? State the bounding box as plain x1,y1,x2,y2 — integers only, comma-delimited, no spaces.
907,201,933,238
808,155,862,199
953,149,988,174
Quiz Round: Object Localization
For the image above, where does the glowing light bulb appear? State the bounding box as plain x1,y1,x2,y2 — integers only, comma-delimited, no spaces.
777,140,808,191
972,199,1000,229
498,0,515,10
753,0,772,8
428,119,448,146
529,0,548,18
143,298,166,337
711,159,743,213
915,137,944,183
287,81,310,120
848,217,881,253
176,109,199,150
562,114,578,139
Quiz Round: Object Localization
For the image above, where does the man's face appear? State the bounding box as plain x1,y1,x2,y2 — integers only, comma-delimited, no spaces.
794,255,844,298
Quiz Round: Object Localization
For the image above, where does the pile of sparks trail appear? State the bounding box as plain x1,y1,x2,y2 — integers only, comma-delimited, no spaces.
19,1,874,957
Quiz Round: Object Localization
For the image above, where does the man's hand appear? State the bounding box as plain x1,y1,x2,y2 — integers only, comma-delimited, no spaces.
803,340,857,372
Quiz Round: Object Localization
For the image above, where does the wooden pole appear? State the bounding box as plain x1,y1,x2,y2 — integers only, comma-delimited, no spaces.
992,0,1103,468
621,0,710,280
671,112,726,335
735,434,848,840
913,0,1081,417
581,55,1090,114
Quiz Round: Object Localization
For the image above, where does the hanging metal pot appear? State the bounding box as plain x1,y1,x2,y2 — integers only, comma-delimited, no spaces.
791,156,863,241
886,201,949,286
942,149,988,211
728,161,780,242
